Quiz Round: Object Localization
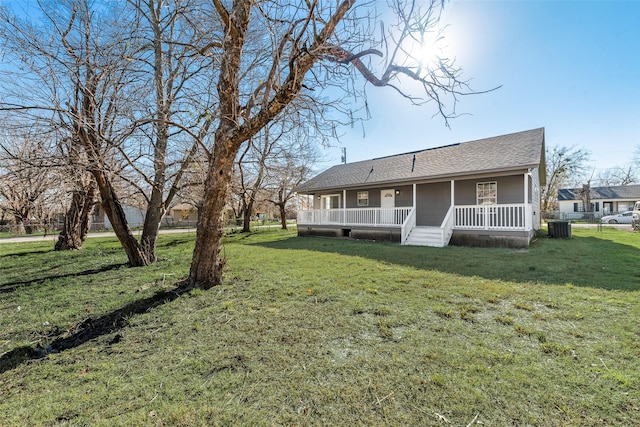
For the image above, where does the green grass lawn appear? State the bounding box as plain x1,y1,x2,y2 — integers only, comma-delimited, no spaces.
1,227,639,426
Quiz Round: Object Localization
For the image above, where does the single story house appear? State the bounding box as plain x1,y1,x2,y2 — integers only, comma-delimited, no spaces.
166,203,199,226
557,184,640,219
295,128,546,248
92,203,146,230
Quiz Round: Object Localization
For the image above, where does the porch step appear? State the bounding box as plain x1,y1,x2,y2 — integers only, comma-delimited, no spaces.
403,226,446,247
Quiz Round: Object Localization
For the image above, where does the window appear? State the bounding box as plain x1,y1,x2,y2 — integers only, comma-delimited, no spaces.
575,202,598,212
476,182,497,205
357,191,369,207
321,194,340,209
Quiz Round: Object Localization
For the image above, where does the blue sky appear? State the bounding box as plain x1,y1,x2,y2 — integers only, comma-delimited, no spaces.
327,0,640,177
3,0,638,177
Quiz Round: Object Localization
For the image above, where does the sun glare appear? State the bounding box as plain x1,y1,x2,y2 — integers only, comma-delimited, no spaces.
419,40,439,67
411,32,445,72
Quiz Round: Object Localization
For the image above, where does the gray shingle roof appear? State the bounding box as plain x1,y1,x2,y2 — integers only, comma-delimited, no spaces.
296,128,545,193
558,185,640,201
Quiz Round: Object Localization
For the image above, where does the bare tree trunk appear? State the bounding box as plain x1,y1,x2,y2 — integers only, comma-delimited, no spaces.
13,215,25,235
140,187,165,263
55,183,97,250
137,1,170,266
188,0,357,288
16,211,35,234
92,170,150,267
580,183,592,213
278,202,287,230
188,152,233,288
242,198,253,232
188,0,252,289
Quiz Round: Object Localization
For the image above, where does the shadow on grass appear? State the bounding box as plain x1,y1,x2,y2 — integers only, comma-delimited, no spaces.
0,249,52,258
0,263,128,294
0,284,192,374
158,235,195,248
253,235,640,291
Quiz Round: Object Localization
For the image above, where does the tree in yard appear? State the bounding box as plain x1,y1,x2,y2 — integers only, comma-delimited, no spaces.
541,145,591,214
232,128,275,233
168,147,211,221
578,182,593,213
54,1,156,265
266,135,318,230
1,1,220,261
0,127,57,234
232,113,316,232
0,2,148,258
54,181,97,250
54,141,97,250
189,0,479,288
125,0,222,263
594,165,639,187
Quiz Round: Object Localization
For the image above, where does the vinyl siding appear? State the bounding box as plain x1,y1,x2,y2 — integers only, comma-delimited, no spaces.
454,175,525,205
416,182,451,226
344,185,413,208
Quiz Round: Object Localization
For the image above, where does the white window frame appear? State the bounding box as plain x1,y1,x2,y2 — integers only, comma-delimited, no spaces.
357,191,369,207
321,194,341,209
476,181,497,205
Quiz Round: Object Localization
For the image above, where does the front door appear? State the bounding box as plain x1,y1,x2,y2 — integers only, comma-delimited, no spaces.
380,189,395,224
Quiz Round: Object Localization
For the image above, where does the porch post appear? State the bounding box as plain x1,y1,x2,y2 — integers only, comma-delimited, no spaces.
450,179,455,227
524,171,531,230
343,189,347,225
413,183,416,209
451,180,455,208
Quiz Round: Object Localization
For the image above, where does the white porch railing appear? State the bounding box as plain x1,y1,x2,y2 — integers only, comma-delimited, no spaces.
454,204,531,230
298,203,531,231
400,207,417,244
297,207,413,227
440,205,455,244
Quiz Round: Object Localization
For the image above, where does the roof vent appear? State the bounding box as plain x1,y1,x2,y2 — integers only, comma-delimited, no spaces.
364,166,374,182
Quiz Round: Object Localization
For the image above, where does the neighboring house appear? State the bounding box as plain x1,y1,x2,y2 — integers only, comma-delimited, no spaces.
296,128,546,248
103,205,146,229
94,202,200,229
557,185,640,219
167,203,199,226
167,202,240,226
91,203,146,230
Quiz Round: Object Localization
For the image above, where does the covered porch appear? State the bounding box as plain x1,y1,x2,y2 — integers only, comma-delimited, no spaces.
297,203,532,245
297,177,536,247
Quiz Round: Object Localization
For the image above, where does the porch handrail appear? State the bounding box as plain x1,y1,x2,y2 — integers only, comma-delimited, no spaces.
299,204,531,231
297,207,412,227
440,205,454,245
400,206,416,244
454,203,531,230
